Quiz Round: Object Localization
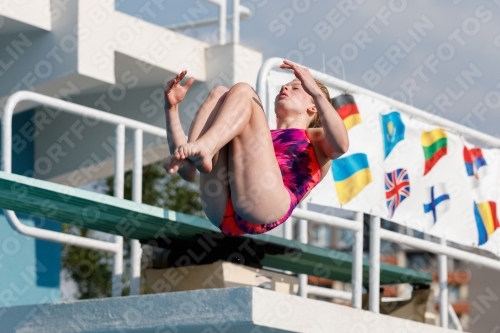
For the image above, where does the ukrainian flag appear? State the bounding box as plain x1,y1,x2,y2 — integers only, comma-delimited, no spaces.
331,94,362,131
331,153,372,204
474,201,500,245
421,129,448,175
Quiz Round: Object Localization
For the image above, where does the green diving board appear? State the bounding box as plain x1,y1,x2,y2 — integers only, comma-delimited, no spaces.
0,171,432,286
252,234,430,286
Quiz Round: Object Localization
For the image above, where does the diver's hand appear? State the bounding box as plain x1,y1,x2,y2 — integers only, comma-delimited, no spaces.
279,60,323,98
165,70,194,108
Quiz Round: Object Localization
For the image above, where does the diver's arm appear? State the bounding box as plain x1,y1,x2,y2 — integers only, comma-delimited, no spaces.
311,92,349,160
164,71,197,181
280,60,349,159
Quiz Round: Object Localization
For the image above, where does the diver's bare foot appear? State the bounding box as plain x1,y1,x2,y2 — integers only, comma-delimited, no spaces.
174,142,213,173
163,155,185,175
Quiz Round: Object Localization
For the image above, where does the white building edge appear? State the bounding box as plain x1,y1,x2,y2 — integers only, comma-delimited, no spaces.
0,0,262,186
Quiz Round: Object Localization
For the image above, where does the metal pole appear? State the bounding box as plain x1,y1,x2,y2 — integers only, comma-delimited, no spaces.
352,212,364,309
113,124,125,297
282,217,294,275
439,237,449,328
292,208,362,231
284,217,293,240
219,0,226,44
307,285,352,300
379,228,500,272
232,0,240,43
130,129,143,296
369,215,380,313
298,202,308,298
449,303,463,331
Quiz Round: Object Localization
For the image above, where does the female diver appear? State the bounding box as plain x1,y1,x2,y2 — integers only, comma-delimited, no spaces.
163,60,349,236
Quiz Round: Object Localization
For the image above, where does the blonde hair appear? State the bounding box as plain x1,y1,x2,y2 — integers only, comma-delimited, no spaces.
308,79,330,128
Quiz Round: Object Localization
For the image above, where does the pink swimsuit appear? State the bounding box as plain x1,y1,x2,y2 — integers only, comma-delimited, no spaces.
219,128,322,236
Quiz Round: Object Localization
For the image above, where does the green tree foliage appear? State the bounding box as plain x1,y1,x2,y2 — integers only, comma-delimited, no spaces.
61,161,203,299
61,225,113,299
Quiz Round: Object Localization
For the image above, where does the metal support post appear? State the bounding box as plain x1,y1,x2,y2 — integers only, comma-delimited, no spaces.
284,217,293,240
282,217,294,275
232,0,240,43
113,124,125,297
439,237,449,328
298,202,308,298
352,212,364,309
130,129,143,296
219,0,227,44
369,215,380,313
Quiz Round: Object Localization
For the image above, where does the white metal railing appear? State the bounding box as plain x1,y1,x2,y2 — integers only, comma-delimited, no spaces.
2,66,495,331
1,91,167,297
164,0,251,45
290,205,364,308
288,205,499,329
369,216,381,313
257,57,500,329
130,129,143,295
438,237,449,328
257,57,500,148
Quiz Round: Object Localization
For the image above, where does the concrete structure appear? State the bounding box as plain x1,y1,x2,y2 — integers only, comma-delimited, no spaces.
1,287,461,333
0,0,261,187
0,0,261,308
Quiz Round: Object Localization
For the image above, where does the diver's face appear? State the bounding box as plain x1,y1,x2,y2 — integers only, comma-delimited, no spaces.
275,79,313,115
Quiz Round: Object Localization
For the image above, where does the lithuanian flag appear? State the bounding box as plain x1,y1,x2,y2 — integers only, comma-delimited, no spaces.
331,94,361,131
331,153,372,204
421,129,447,175
474,201,500,245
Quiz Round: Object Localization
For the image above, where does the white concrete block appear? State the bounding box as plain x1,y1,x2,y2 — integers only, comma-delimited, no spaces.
205,43,262,88
0,0,51,33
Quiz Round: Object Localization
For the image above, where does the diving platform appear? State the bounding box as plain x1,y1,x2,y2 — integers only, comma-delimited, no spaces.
1,287,458,333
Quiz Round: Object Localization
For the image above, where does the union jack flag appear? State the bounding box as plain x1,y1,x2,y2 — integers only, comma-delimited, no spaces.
385,168,411,218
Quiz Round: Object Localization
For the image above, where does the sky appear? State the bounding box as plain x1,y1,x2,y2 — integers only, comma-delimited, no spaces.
118,0,500,141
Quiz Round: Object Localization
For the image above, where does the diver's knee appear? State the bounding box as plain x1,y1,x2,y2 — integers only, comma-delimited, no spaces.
228,82,255,95
208,85,229,100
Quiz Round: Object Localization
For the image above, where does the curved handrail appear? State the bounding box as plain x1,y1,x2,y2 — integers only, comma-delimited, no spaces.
165,0,251,45
1,90,167,295
2,209,119,252
2,91,165,174
165,5,251,31
256,57,500,148
1,91,153,251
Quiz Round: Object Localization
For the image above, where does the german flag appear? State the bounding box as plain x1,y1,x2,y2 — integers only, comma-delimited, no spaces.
331,94,361,131
421,129,448,176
